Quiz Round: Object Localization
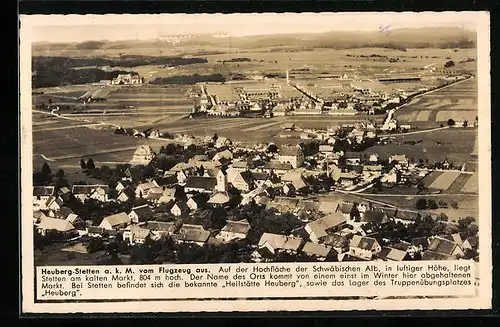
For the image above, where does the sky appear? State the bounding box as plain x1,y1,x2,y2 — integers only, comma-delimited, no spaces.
23,12,481,43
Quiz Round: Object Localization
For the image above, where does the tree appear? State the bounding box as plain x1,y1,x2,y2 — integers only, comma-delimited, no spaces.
447,119,455,126
86,158,96,170
427,199,438,209
55,169,65,178
80,159,87,169
444,60,455,68
267,143,278,153
41,162,52,176
415,198,428,210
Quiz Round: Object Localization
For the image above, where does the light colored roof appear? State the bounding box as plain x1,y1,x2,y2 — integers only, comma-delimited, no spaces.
282,236,304,251
350,235,378,250
207,192,230,204
428,237,459,255
318,201,339,213
378,246,408,261
258,233,286,249
302,242,332,257
390,154,408,161
38,217,75,232
220,219,251,235
306,212,346,239
101,212,131,228
134,145,153,156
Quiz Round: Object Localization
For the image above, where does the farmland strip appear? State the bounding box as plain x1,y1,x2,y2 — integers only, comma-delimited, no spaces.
428,171,461,190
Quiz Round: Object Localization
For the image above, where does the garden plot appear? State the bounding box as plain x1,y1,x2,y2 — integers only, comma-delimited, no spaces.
444,173,472,193
420,171,443,188
461,173,478,193
428,171,461,190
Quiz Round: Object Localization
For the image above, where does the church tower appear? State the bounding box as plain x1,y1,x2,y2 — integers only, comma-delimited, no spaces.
216,169,228,193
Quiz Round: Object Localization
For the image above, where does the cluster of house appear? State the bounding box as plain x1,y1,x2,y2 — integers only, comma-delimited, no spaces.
32,181,478,262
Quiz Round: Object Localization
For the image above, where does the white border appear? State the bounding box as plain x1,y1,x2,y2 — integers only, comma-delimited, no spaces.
20,11,491,313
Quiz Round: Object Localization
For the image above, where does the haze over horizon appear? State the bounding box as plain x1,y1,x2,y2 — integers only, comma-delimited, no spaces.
27,12,477,43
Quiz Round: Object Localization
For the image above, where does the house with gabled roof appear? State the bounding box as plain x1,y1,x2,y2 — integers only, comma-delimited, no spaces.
394,209,420,223
230,159,254,173
230,171,255,192
122,225,152,244
305,212,347,243
207,192,231,207
186,193,207,211
263,161,294,176
362,209,390,224
278,144,304,168
33,186,55,210
170,201,189,217
184,176,217,194
115,179,134,193
318,201,340,214
257,233,304,254
128,204,154,223
281,171,308,191
323,233,350,255
146,220,180,240
45,196,64,211
135,181,158,198
72,185,109,202
212,149,233,162
37,216,76,236
336,202,358,220
301,242,332,261
377,246,411,261
117,186,136,203
440,233,465,251
426,236,465,259
349,235,381,260
98,212,131,230
216,219,251,243
173,224,211,246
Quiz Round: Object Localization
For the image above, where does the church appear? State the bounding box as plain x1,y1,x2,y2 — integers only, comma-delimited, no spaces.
130,145,155,166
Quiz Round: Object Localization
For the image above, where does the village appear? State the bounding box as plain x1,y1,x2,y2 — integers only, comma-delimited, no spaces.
32,116,479,265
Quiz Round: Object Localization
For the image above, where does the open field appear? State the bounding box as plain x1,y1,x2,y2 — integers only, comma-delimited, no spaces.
358,194,478,223
427,171,462,190
366,128,476,165
395,78,478,128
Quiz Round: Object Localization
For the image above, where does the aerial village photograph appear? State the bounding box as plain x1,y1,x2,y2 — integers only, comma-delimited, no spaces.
29,14,480,268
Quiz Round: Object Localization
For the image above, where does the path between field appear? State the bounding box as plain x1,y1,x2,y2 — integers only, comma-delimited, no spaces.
35,146,139,161
392,77,474,115
33,123,106,132
387,126,450,137
337,190,477,197
33,109,121,129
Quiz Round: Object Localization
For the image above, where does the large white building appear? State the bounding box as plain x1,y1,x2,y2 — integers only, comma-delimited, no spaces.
278,145,304,169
